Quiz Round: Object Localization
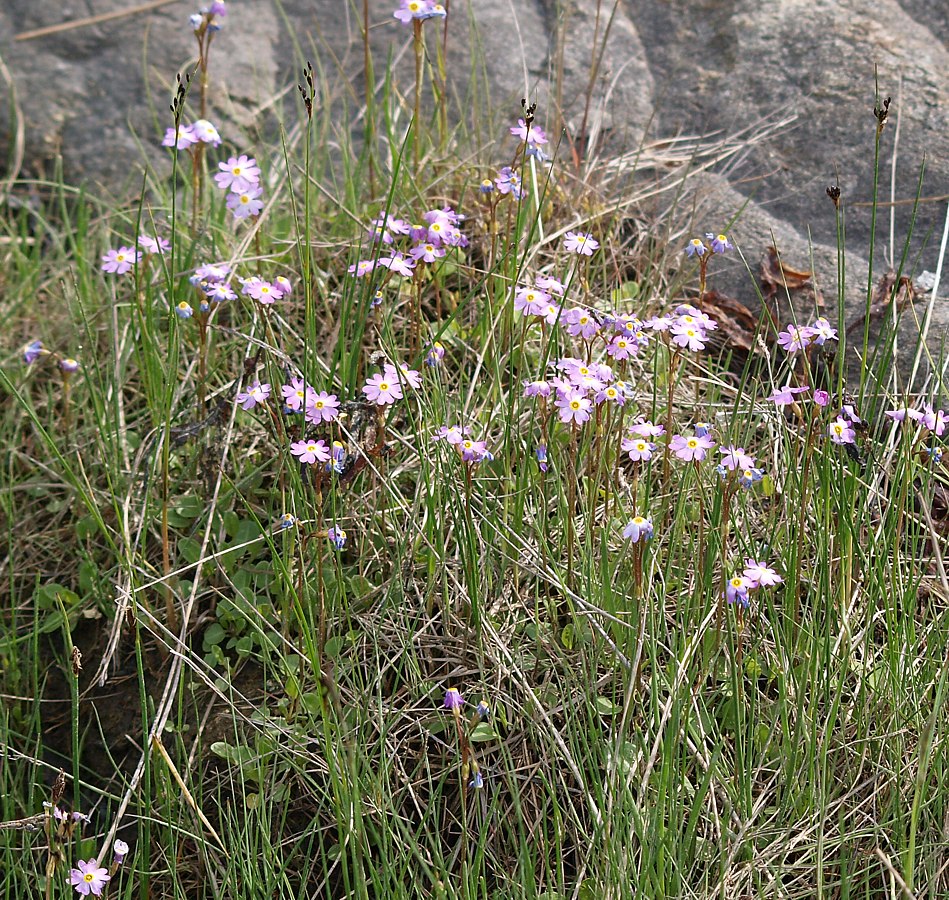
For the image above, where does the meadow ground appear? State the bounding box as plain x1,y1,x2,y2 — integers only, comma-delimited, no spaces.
2,3,949,898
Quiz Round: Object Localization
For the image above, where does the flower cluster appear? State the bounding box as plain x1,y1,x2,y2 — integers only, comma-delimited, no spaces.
776,317,838,354
21,340,80,374
725,559,784,609
161,119,221,151
510,117,548,161
885,403,948,437
393,0,446,23
685,232,734,257
189,1,227,31
214,154,264,220
432,424,492,463
349,206,466,281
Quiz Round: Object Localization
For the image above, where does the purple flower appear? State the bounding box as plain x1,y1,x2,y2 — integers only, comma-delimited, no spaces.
290,439,330,465
69,859,111,897
459,438,491,463
563,231,599,256
606,335,636,360
685,237,707,257
725,575,751,608
444,687,464,709
236,381,271,410
510,117,548,146
425,341,446,366
59,358,80,373
175,301,194,319
384,362,422,390
495,166,523,199
327,525,347,550
523,379,551,399
828,417,856,445
194,263,230,284
227,187,264,220
205,282,236,303
669,433,716,462
214,155,260,193
112,840,129,867
272,276,293,298
535,444,549,472
813,389,830,407
706,232,733,254
479,178,495,194
243,278,278,304
622,516,654,543
101,246,141,275
326,441,346,474
469,767,484,789
630,419,665,438
535,274,565,295
377,253,416,278
22,340,44,364
348,259,377,278
768,384,809,406
278,513,297,530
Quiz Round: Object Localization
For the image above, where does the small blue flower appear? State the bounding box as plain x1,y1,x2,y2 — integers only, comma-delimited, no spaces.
327,525,347,550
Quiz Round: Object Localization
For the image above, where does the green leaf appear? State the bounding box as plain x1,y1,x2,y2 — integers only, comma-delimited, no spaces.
595,696,620,716
560,623,575,650
203,623,226,649
469,722,498,742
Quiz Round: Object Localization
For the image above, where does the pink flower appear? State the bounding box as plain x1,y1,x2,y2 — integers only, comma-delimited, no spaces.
563,231,599,256
742,559,783,588
494,166,523,198
433,424,470,444
348,259,377,278
236,381,271,410
555,390,592,425
227,187,264,219
272,276,293,298
409,242,445,263
281,378,313,412
813,389,831,407
777,324,814,353
384,362,422,390
523,379,551,399
214,154,260,193
718,445,756,471
706,232,733,254
669,433,716,462
670,323,707,352
535,274,565,295
920,404,948,437
459,438,491,462
291,439,330,465
363,372,403,405
138,234,170,255
305,391,340,424
768,384,809,406
244,279,279,304
828,417,856,445
810,317,838,345
394,0,433,23
564,307,600,340
510,117,548,146
378,254,416,278
630,420,665,438
101,247,141,275
606,335,636,360
162,124,197,149
514,287,550,317
191,119,221,146
622,436,656,462
69,859,111,897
